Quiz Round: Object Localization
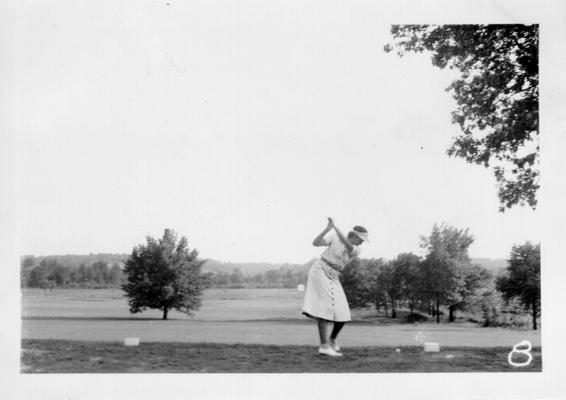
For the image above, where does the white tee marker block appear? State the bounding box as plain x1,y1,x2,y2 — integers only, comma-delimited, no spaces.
424,342,440,352
124,337,140,346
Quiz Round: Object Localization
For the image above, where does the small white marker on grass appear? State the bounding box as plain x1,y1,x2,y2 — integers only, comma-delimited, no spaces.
424,342,440,352
124,337,140,346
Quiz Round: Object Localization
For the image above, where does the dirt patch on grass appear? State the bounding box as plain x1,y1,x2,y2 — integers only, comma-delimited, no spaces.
21,339,542,373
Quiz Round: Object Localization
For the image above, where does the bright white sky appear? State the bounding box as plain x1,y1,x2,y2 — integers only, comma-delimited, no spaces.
4,0,548,263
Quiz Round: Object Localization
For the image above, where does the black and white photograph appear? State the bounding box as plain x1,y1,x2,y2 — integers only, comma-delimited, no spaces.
2,0,566,399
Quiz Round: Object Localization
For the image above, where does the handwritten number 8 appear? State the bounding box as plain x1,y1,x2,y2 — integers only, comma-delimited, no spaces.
508,340,533,367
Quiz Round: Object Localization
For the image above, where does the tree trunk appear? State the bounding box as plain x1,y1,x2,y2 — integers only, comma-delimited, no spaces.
436,300,440,324
532,301,538,330
449,305,455,322
384,301,389,318
163,307,168,320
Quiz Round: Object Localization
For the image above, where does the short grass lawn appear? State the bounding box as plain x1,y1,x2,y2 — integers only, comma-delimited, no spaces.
21,339,542,373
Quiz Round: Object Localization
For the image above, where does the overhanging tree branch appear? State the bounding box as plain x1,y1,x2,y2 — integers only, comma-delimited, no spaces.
385,24,539,211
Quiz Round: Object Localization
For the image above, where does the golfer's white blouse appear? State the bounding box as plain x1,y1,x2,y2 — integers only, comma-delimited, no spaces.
320,232,361,269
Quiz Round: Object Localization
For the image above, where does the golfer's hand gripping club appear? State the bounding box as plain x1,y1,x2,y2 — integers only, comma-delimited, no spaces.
327,217,335,230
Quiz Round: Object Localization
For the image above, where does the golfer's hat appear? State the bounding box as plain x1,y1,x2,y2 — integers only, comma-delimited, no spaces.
352,226,369,242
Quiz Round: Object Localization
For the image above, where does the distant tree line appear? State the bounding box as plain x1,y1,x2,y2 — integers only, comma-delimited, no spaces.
208,265,310,289
23,253,127,269
21,256,125,289
21,256,310,290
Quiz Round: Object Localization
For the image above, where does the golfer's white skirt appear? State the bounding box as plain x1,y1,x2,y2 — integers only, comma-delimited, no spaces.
302,259,351,322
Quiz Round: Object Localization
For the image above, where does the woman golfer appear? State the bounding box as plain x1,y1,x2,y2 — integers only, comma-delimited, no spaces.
302,218,369,357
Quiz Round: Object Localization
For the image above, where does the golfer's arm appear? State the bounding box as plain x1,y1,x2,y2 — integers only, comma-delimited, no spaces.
333,226,354,252
313,227,332,247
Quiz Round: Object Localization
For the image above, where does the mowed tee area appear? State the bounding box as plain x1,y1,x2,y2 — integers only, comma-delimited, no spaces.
21,288,542,372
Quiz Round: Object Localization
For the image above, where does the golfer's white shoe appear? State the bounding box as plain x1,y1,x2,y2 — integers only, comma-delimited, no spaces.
318,346,343,357
329,339,340,352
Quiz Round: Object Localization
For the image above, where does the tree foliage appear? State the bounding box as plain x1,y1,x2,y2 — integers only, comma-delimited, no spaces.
375,261,402,318
496,242,540,329
391,253,422,313
420,223,476,322
385,25,539,211
364,258,389,313
208,265,309,288
24,253,127,269
122,229,211,320
22,258,124,289
340,259,373,309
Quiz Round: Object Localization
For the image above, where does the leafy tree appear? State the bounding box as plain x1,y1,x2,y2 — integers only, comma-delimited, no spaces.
496,242,540,329
108,263,123,286
379,262,403,318
457,264,493,310
21,255,35,269
281,269,296,288
77,263,94,284
264,269,282,287
385,25,539,211
249,273,265,287
91,261,109,285
122,229,210,320
388,263,404,318
21,268,31,288
420,223,475,323
229,268,245,287
212,271,230,287
364,258,390,316
69,268,81,285
27,258,65,288
21,256,36,288
27,264,50,288
340,259,372,309
390,253,422,314
48,265,71,286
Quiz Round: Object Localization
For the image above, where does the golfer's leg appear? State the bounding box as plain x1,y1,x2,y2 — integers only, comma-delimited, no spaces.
330,322,345,340
317,318,328,346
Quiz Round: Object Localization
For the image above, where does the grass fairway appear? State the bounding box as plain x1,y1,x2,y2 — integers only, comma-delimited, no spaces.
21,339,542,373
22,289,542,347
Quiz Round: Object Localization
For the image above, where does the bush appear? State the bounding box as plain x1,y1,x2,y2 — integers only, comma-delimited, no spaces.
463,290,531,328
404,312,429,323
